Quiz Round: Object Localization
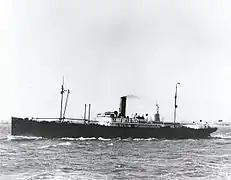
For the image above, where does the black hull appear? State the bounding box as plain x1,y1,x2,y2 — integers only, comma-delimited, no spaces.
11,117,217,139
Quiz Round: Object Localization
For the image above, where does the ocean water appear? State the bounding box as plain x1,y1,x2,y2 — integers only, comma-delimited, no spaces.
0,124,231,180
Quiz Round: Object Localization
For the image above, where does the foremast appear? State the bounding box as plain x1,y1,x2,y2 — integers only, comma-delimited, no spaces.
59,77,70,121
173,82,180,126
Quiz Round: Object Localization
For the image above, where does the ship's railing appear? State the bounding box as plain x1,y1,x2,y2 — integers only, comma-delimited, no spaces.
110,121,181,128
31,117,98,124
111,117,181,125
181,123,213,129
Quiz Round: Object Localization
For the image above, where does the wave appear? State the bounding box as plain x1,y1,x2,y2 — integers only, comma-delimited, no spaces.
6,135,43,141
60,137,96,141
98,137,111,141
57,142,71,146
78,137,97,141
39,142,71,149
133,138,157,141
61,137,111,141
60,137,158,141
211,133,231,139
0,137,7,141
122,138,132,141
39,145,54,149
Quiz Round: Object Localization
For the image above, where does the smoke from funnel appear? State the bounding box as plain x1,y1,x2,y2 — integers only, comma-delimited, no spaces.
126,94,139,99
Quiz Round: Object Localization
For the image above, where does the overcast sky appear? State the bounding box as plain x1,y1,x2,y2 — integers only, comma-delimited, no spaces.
1,0,231,122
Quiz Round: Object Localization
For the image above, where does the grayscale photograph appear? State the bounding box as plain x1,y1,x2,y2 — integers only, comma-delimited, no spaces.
0,0,231,179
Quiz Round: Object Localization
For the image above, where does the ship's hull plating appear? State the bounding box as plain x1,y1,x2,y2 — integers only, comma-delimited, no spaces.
11,117,217,139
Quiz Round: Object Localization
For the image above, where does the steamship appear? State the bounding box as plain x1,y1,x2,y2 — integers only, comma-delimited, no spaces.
11,81,217,139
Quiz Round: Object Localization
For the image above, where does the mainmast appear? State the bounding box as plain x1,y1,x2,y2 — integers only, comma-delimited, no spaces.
173,82,180,126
